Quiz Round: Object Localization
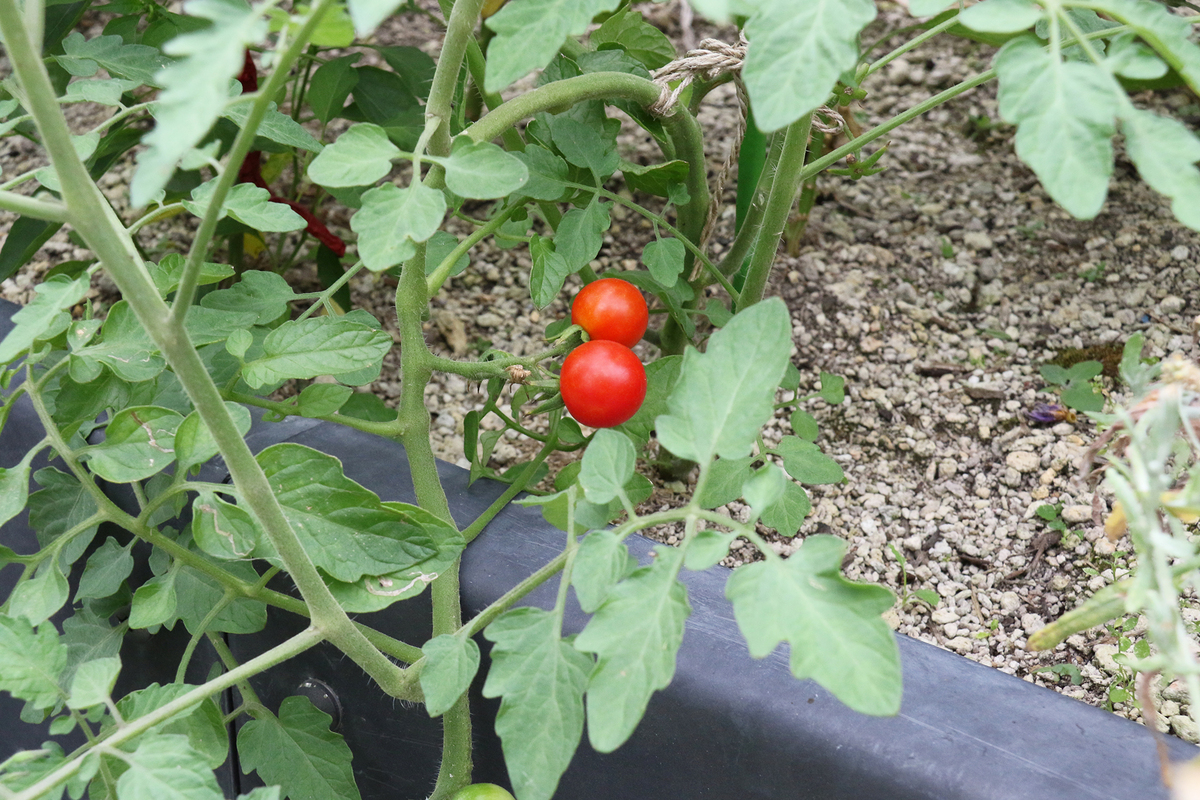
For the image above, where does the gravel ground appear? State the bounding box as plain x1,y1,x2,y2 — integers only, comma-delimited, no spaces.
3,0,1199,744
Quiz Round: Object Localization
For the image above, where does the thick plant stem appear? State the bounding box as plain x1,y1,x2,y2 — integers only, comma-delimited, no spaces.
0,189,67,221
425,0,486,157
0,0,410,699
11,627,324,800
737,115,812,310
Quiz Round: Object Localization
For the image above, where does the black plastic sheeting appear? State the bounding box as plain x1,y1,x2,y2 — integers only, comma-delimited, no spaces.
1,297,1196,799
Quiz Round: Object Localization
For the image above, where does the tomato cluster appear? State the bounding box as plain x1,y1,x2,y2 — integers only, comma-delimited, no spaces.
561,279,648,429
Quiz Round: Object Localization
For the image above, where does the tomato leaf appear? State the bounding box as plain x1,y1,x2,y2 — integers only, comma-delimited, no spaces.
117,734,225,800
958,0,1042,34
185,180,307,233
76,537,135,600
554,200,610,273
1121,107,1200,231
82,406,183,483
484,0,620,92
514,145,571,201
66,657,120,710
726,535,901,715
528,234,574,309
238,696,361,800
775,436,844,485
759,480,812,537
655,298,791,464
200,269,295,326
483,608,591,800
591,7,676,70
420,634,481,718
175,402,253,473
0,615,67,710
0,275,89,366
308,122,398,189
241,317,392,389
307,54,361,124
641,237,685,288
575,546,691,752
351,183,446,271
578,429,636,505
571,530,636,613
435,137,529,200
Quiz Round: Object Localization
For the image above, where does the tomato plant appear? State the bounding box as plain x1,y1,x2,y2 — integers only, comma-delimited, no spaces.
449,784,516,800
559,340,647,429
571,278,648,348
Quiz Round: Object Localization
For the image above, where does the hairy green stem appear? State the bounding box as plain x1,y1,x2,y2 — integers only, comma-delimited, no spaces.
171,0,335,318
426,203,519,295
737,116,812,309
10,628,323,800
0,189,67,221
425,0,487,160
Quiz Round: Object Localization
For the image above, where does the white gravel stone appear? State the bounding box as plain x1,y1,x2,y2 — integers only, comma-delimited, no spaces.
1005,451,1041,474
1061,505,1092,524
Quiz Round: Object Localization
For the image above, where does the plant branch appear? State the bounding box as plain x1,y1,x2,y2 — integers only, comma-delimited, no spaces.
0,189,67,221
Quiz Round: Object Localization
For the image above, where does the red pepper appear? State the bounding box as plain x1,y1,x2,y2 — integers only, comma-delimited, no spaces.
235,51,346,257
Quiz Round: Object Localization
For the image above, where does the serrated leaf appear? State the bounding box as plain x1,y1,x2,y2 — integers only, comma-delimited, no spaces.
1121,107,1200,231
528,234,574,309
1093,0,1200,95
742,0,876,132
129,573,177,630
484,0,621,92
256,444,439,583
555,200,610,273
241,317,391,389
579,429,636,505
776,436,844,485
296,383,354,417
726,535,900,715
760,480,811,536
575,546,690,752
656,298,791,464
420,635,480,718
959,0,1042,34
0,447,36,529
83,406,182,483
684,529,735,571
66,657,120,709
994,35,1117,219
200,269,295,325
76,537,135,599
74,301,165,382
617,355,681,446
185,181,306,233
482,608,591,800
8,559,69,626
0,614,68,709
641,237,685,288
790,408,819,441
351,183,446,272
56,32,170,86
307,123,398,188
548,116,619,182
619,159,690,199
172,558,267,636
28,468,99,567
117,734,223,800
175,402,253,472
238,696,361,800
515,145,571,202
424,229,470,278
64,76,141,105
149,254,234,297
571,530,636,613
696,456,753,509
591,8,676,70
0,275,89,366
437,137,529,199
743,463,785,514
307,54,360,124
224,102,322,152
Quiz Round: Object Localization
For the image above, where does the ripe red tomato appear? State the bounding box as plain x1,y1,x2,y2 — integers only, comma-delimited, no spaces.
559,340,646,428
449,784,515,800
570,278,648,348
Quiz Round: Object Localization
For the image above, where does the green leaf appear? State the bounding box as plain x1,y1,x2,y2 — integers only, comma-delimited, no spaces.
1039,363,1069,385
131,0,268,206
66,656,120,709
8,559,69,626
172,558,267,635
175,402,252,472
1062,383,1105,413
420,635,480,718
994,35,1117,219
346,0,404,37
83,406,183,483
619,159,690,199
555,200,610,272
148,254,234,297
74,301,166,382
377,46,436,100
129,573,177,630
324,501,463,613
256,444,439,583
641,237,685,288
224,102,322,152
515,146,571,202
742,0,876,132
0,614,68,709
351,183,446,271
116,683,229,769
819,370,844,404
1092,0,1200,95
591,7,676,69
76,537,135,599
958,0,1042,33
682,0,759,23
907,0,955,13
424,229,470,278
790,408,819,441
1121,107,1200,231
528,234,574,309
579,429,636,505
117,734,224,800
575,546,690,752
0,275,89,366
776,436,843,485
548,116,619,182
307,54,360,124
759,480,812,536
307,122,398,188
1065,361,1103,382
200,269,295,325
743,463,785,515
617,355,681,446
696,456,753,509
191,491,259,560
482,608,592,800
726,535,901,715
484,0,620,92
436,137,529,199
684,529,735,571
571,530,636,613
1105,33,1167,81
296,383,353,418
185,180,307,233
241,317,392,389
0,447,37,529
62,609,123,688
28,468,99,567
656,298,791,464
238,696,361,800
56,31,170,86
